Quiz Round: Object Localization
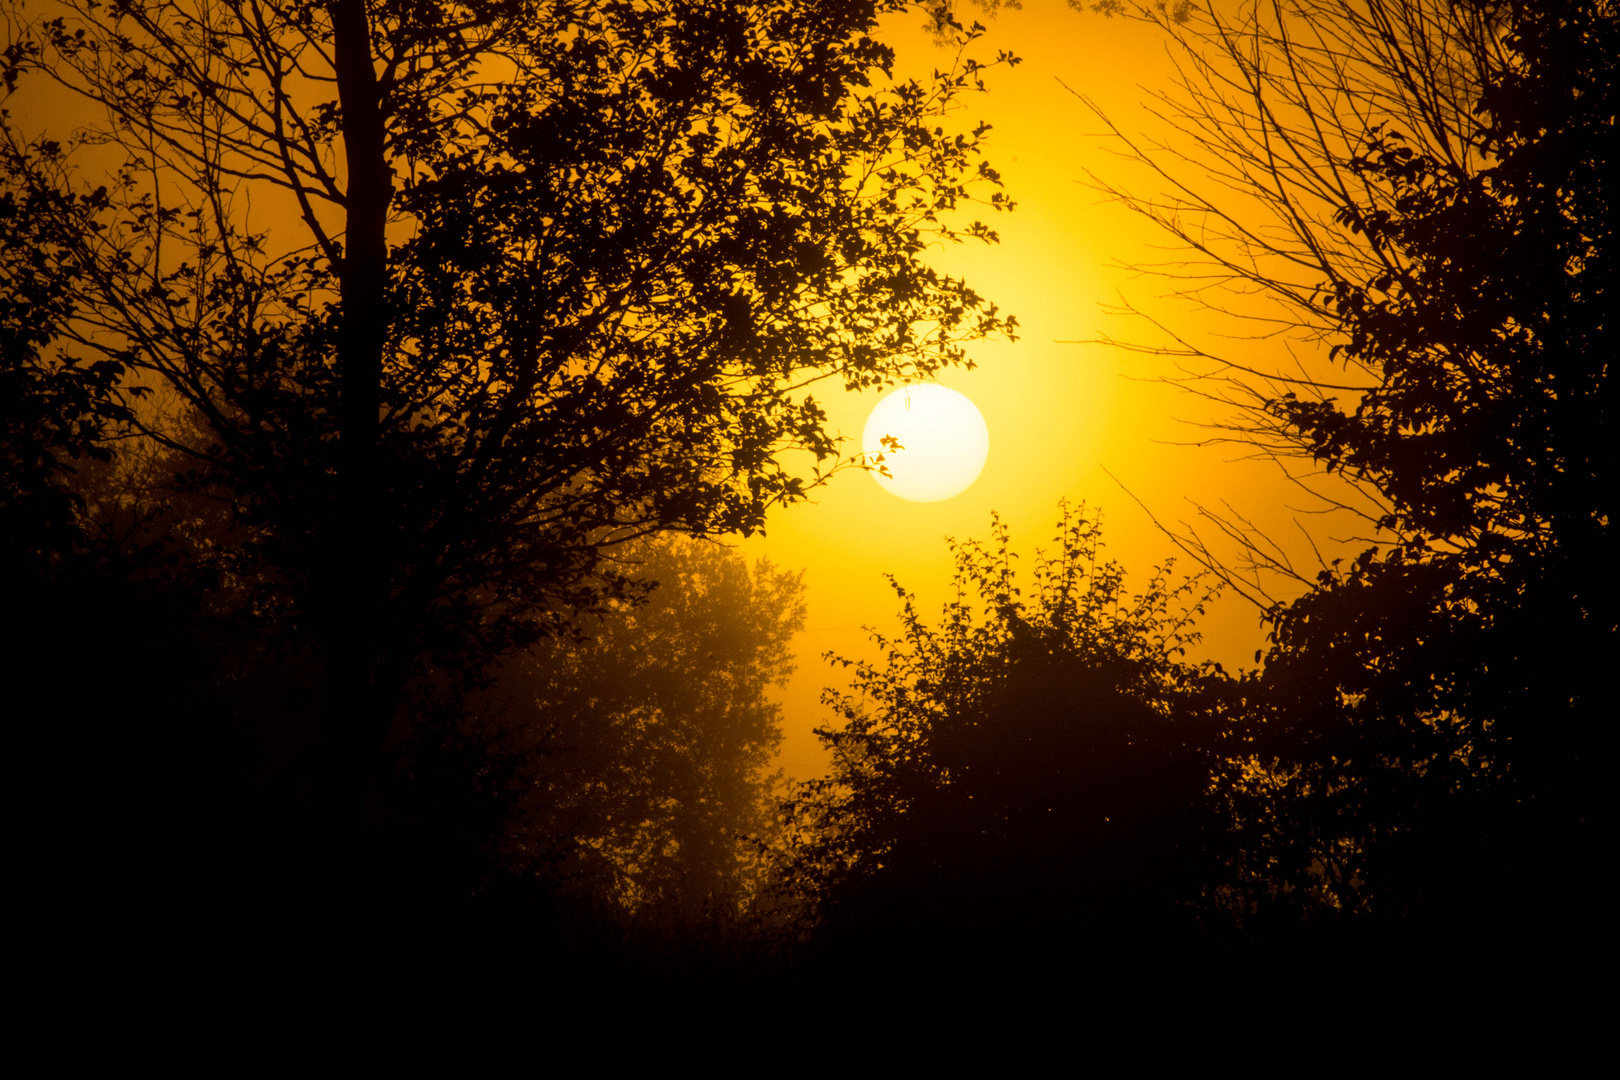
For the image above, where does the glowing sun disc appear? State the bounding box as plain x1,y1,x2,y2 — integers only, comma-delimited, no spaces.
862,384,990,503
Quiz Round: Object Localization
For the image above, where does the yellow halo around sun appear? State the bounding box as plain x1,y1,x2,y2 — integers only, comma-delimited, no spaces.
862,384,990,503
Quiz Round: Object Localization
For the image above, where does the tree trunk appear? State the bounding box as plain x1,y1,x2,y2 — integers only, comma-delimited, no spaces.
316,0,393,878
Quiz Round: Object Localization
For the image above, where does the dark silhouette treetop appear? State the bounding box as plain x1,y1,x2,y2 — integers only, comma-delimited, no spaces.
0,153,135,568
1,2,1019,779
1077,0,1613,935
780,506,1229,957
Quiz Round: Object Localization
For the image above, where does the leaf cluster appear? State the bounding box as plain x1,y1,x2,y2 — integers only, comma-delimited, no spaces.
779,505,1231,949
1093,0,1615,933
1,0,1018,684
0,144,140,566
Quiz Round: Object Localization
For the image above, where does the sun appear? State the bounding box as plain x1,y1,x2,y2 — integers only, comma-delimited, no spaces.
862,384,990,503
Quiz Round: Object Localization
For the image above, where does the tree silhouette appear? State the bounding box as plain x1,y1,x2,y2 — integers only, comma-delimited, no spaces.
496,538,802,915
0,153,133,571
1,2,1017,841
1084,0,1612,936
368,536,805,969
780,507,1232,969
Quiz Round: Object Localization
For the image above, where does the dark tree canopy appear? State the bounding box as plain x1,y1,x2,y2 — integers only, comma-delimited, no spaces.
1085,0,1612,934
0,1,1017,815
780,508,1232,965
1261,0,1612,597
0,155,134,568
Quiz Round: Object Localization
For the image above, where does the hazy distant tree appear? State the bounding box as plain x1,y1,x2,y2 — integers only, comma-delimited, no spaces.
1082,0,1612,934
501,538,803,915
1,1,1017,837
780,507,1231,966
373,536,803,957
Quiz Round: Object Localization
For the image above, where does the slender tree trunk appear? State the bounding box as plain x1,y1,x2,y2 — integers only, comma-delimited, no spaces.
317,0,393,876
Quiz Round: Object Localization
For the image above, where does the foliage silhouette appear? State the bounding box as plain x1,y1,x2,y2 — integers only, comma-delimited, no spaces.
1084,0,1612,936
367,536,805,969
780,506,1233,968
0,152,135,570
1,1,1017,842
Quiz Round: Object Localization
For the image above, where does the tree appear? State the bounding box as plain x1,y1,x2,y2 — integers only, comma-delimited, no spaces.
0,149,133,570
493,536,803,919
780,507,1231,967
1082,0,1612,933
1,1,1016,831
368,536,805,967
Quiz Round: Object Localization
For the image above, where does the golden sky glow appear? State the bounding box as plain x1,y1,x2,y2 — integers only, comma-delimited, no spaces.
743,4,1373,781
2,1,1375,786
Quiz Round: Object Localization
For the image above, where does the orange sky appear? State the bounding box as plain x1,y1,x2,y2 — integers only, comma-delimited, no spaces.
7,1,1376,784
741,4,1374,781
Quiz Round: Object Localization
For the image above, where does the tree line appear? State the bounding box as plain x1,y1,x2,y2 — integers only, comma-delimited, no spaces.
2,0,1607,979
